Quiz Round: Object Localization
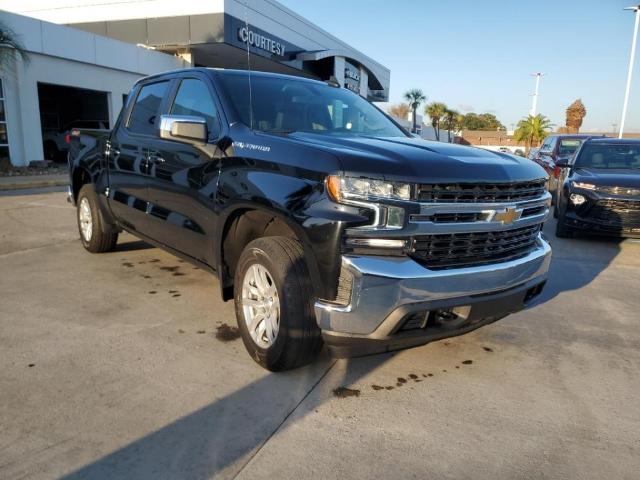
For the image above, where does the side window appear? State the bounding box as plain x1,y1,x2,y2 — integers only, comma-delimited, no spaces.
127,81,169,136
170,79,220,138
540,137,552,153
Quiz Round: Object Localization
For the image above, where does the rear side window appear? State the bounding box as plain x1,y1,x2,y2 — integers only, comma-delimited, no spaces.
170,78,220,138
127,81,169,136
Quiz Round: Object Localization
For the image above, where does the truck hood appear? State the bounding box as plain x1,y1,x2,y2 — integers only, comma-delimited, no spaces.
287,133,547,183
573,168,640,188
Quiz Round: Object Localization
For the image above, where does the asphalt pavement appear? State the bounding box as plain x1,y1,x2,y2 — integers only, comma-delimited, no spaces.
1,191,639,479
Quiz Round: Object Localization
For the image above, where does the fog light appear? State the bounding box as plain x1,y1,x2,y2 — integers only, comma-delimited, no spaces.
386,206,405,228
569,194,586,205
345,238,407,248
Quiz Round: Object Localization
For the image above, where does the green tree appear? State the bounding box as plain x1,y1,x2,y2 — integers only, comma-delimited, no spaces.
0,20,29,71
442,108,460,142
403,89,427,134
514,114,553,154
425,102,447,140
461,112,505,131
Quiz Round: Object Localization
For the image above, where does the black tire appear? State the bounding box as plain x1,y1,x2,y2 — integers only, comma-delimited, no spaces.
234,236,322,371
77,184,118,253
555,211,573,238
43,141,59,161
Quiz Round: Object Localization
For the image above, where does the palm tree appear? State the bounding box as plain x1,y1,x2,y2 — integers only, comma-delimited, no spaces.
388,103,411,120
514,114,553,155
442,108,460,142
403,89,426,134
0,20,29,71
565,99,586,134
425,102,447,141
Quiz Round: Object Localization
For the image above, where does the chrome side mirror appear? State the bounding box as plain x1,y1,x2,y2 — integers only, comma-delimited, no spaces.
159,115,207,145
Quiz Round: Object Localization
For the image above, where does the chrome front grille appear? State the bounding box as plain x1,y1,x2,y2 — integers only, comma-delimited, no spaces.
406,181,550,269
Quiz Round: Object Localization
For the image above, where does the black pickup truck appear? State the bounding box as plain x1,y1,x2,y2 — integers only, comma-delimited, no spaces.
68,68,552,371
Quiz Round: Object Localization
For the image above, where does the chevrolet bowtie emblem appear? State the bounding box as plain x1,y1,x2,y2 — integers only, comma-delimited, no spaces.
494,207,521,225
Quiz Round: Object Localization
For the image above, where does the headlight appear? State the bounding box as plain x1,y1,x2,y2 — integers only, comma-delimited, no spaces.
571,181,596,190
569,194,586,205
326,175,411,202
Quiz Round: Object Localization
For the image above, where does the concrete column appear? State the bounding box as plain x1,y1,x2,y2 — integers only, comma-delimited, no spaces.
359,67,368,98
3,58,27,166
333,56,345,87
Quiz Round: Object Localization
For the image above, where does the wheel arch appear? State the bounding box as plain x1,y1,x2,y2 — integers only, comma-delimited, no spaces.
71,166,92,203
217,204,325,302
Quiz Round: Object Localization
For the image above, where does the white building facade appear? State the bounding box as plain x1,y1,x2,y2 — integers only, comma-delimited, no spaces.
1,0,391,166
0,11,188,166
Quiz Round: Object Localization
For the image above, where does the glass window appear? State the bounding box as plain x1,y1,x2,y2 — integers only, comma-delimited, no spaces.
0,78,10,165
127,81,169,136
170,78,220,138
218,73,406,138
575,143,640,169
558,139,582,156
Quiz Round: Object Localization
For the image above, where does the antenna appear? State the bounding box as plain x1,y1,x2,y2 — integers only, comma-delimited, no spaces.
244,2,254,131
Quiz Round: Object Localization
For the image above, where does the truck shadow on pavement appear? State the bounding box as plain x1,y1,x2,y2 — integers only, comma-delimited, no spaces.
112,239,156,253
60,353,392,480
528,219,623,308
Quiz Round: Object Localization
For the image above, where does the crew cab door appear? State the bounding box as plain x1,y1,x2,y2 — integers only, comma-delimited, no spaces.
107,80,171,235
144,76,224,262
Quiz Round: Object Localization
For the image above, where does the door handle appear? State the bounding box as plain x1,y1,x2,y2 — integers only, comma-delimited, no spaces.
148,154,165,164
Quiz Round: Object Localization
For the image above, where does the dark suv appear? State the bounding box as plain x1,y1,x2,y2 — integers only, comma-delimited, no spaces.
555,138,640,238
533,134,604,201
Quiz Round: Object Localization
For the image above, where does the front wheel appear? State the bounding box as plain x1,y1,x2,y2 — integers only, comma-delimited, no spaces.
234,236,322,371
555,210,573,238
77,184,118,253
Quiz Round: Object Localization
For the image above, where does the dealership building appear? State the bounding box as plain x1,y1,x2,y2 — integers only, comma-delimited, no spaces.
0,0,390,167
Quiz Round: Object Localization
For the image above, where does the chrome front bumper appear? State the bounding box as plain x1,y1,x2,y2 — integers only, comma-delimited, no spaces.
315,234,552,338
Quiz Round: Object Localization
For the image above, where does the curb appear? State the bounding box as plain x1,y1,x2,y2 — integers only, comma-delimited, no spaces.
0,178,69,191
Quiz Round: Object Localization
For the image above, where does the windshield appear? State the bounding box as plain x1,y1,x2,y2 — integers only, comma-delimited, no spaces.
218,74,406,138
558,139,582,155
575,143,640,169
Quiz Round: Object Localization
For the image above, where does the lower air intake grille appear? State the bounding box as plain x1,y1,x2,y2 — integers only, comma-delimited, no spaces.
411,224,542,269
588,199,640,227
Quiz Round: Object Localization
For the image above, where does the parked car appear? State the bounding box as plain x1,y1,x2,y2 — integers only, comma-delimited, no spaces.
532,134,605,202
555,138,640,238
68,68,552,371
43,120,109,162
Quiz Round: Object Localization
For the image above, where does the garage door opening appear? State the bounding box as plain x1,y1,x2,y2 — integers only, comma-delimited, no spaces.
37,83,110,162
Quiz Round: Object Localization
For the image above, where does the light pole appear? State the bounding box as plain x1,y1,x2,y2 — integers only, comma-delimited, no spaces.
529,73,544,116
619,5,640,139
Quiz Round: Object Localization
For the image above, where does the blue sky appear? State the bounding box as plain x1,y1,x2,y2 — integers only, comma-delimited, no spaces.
279,0,640,132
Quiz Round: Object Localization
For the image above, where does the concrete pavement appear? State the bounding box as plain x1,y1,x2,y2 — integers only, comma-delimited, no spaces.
1,191,639,479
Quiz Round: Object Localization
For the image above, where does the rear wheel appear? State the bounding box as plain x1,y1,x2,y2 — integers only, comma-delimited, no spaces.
77,184,118,253
234,236,322,371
